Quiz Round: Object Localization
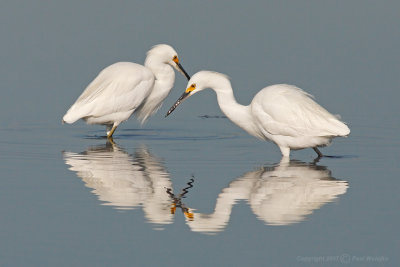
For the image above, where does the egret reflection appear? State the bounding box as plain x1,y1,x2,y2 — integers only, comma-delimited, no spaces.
63,144,348,234
166,177,195,220
63,143,174,225
186,159,348,233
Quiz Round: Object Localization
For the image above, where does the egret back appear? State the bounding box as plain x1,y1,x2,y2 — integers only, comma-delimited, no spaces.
63,62,155,124
251,84,350,138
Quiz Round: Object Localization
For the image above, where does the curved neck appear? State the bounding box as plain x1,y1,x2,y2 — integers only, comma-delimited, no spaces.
211,84,257,137
141,55,176,120
144,56,175,89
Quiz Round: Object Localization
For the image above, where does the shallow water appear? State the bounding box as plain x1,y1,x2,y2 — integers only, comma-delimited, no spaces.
0,116,398,266
1,1,399,266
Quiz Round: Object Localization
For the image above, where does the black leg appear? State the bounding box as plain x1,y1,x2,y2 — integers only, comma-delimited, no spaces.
313,147,323,158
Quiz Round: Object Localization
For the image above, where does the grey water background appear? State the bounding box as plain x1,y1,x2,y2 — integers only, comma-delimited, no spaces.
0,0,399,266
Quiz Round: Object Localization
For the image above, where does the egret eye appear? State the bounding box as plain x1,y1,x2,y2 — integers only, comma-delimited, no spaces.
185,83,196,93
172,55,179,63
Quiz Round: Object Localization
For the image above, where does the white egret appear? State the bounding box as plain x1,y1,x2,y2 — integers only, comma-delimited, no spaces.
62,44,190,138
166,71,350,158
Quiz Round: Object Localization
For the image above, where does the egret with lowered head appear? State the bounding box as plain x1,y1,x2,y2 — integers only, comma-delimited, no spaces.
166,71,350,158
63,44,190,138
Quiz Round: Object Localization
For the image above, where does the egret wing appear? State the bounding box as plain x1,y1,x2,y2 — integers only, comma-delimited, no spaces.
64,62,155,122
251,84,349,137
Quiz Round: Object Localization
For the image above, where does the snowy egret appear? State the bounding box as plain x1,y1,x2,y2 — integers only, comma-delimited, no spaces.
166,71,350,158
63,44,190,138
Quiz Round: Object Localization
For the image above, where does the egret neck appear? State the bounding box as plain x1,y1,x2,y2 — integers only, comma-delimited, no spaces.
211,82,261,139
144,56,176,93
139,56,176,122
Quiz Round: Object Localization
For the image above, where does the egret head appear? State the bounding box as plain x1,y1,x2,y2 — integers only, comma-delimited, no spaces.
165,71,230,117
146,44,190,80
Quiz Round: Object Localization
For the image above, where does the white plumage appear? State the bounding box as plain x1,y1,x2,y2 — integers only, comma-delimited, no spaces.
63,44,190,138
63,145,174,225
166,71,350,158
186,160,348,232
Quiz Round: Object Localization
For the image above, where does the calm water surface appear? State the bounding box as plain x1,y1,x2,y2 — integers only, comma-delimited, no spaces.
0,116,398,266
1,1,399,266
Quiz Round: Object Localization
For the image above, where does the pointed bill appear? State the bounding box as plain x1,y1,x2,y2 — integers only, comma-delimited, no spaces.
176,62,190,80
165,90,191,117
172,56,190,80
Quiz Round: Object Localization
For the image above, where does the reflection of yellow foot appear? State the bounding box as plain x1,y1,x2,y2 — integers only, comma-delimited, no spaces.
107,136,116,146
170,204,176,214
184,211,194,220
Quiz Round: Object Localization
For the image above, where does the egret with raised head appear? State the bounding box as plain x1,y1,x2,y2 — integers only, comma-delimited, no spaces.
166,71,350,158
63,44,190,138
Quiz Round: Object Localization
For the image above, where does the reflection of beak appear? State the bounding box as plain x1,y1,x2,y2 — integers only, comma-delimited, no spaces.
184,211,194,220
165,90,191,117
176,62,190,80
170,203,176,214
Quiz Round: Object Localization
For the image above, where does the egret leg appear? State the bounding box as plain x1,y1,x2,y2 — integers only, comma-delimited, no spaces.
313,147,323,158
107,136,116,146
107,125,117,138
279,146,290,158
312,156,321,164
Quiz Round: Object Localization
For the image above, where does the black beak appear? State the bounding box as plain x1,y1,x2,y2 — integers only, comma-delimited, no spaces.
165,90,191,117
176,62,191,80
